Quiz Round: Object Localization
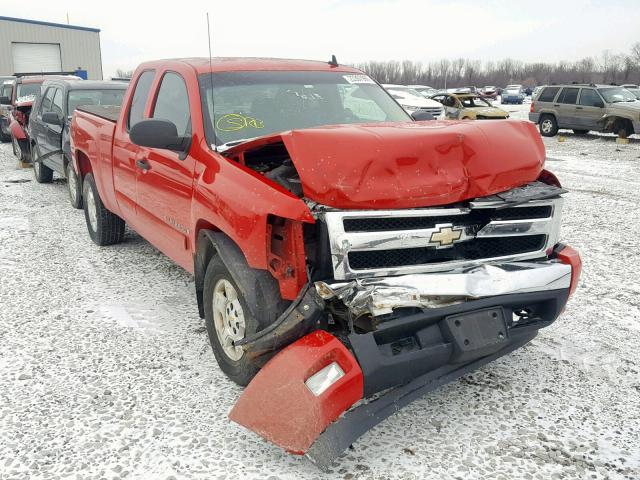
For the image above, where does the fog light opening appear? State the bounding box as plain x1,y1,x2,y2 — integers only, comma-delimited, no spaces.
305,362,345,397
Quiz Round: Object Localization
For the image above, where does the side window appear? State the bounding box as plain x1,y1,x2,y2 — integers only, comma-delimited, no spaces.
538,86,560,102
579,89,603,107
51,89,63,116
558,87,579,104
152,72,191,136
39,87,55,116
127,70,156,129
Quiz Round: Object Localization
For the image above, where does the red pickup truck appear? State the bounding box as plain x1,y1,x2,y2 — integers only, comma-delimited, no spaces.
71,57,581,468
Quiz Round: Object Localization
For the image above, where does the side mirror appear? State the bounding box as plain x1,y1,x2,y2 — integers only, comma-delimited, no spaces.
0,96,11,105
411,111,435,121
130,119,190,152
42,111,63,126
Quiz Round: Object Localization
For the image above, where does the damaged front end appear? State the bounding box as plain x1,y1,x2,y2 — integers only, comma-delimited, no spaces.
229,163,581,468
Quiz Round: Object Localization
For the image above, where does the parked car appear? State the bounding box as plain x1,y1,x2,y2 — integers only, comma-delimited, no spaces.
529,84,640,137
0,74,80,162
431,93,509,120
501,84,525,104
28,79,127,207
0,77,16,142
480,86,498,99
382,84,444,118
70,57,580,468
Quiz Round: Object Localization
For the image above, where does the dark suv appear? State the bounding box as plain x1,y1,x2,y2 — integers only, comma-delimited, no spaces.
530,84,640,137
29,79,127,207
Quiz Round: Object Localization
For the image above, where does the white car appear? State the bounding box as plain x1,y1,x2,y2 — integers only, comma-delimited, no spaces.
408,84,437,97
382,84,443,118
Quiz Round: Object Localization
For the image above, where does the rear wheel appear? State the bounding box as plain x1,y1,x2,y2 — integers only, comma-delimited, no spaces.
539,115,558,137
32,144,53,183
66,161,83,209
82,172,125,246
573,129,589,135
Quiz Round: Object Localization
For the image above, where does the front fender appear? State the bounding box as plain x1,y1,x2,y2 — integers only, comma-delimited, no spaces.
9,119,26,140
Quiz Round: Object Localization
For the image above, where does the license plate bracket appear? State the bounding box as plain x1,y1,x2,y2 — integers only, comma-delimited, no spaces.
443,308,508,360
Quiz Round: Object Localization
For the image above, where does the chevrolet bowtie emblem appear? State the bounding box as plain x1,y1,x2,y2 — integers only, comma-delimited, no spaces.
430,225,463,247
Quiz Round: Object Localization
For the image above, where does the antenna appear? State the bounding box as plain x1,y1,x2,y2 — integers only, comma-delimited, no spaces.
328,54,338,67
206,13,217,152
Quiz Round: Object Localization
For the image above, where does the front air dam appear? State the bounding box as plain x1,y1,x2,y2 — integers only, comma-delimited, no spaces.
229,330,364,455
229,329,537,470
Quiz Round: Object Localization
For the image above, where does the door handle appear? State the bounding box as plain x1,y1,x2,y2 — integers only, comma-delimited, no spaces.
553,104,560,107
135,159,150,171
576,106,583,109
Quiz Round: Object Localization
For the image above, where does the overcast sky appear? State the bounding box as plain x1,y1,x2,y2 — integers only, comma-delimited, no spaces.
3,0,639,78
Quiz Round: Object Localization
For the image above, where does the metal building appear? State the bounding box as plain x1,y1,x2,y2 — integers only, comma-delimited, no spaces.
0,16,102,80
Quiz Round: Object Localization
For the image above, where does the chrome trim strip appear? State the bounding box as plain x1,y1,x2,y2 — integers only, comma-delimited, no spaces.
316,260,571,317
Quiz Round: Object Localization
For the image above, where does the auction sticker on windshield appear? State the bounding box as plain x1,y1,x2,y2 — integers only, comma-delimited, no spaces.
343,74,375,84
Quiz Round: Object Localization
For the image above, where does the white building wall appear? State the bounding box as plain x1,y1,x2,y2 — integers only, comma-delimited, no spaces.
0,18,102,79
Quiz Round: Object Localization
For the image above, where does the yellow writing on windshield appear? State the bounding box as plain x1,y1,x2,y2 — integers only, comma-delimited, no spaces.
216,113,264,132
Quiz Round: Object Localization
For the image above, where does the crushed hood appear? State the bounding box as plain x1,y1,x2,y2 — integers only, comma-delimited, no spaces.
228,120,546,209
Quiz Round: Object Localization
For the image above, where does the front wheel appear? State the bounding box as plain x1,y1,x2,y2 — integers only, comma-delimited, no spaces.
66,161,83,209
203,257,261,386
82,172,125,246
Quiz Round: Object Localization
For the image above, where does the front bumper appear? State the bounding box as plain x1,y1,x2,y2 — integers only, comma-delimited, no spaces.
230,245,581,469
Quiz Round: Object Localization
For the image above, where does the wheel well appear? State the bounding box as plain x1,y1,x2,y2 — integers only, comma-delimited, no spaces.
605,116,634,136
75,150,92,179
194,225,221,319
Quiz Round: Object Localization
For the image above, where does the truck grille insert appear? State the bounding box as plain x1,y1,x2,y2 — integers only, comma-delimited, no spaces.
322,194,564,280
348,235,547,270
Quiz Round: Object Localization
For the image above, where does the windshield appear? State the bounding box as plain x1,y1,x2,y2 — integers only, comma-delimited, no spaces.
16,83,41,100
67,89,126,115
199,71,410,147
598,87,637,103
459,96,492,108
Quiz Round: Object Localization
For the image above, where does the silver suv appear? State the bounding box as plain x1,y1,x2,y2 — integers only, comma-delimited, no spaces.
529,84,640,137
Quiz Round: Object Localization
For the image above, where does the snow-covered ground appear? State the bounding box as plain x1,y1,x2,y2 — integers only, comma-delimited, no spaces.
1,111,639,479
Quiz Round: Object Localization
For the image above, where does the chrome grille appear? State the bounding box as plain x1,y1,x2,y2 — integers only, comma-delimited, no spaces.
322,198,563,280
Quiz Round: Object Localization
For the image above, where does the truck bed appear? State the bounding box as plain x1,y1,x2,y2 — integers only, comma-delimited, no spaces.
76,105,120,122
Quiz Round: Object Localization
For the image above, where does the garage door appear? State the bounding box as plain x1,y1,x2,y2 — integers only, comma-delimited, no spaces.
12,43,62,74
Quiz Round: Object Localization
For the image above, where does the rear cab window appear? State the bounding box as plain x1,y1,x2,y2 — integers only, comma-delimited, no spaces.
538,87,560,102
127,70,156,130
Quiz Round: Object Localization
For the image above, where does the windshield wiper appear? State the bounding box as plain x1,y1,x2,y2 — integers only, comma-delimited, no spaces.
215,138,255,152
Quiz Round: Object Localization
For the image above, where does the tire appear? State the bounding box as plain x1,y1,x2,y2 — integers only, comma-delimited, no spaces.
539,114,558,137
82,172,125,246
573,129,589,135
66,161,83,209
203,254,287,386
613,119,633,139
32,144,54,183
0,124,10,142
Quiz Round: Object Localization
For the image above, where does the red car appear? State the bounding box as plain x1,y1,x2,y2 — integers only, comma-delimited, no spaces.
70,57,581,468
0,74,80,162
